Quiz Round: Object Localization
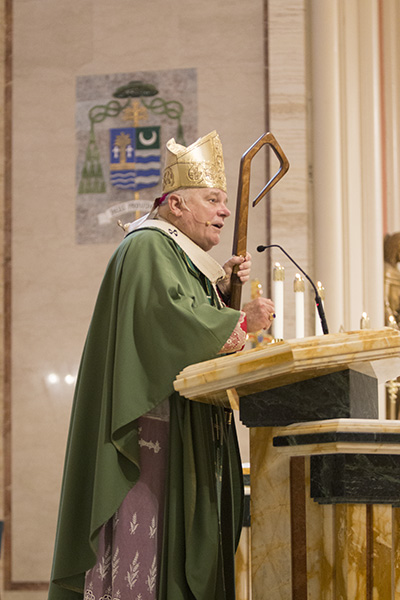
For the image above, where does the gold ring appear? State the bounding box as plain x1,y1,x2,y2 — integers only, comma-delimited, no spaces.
270,312,276,320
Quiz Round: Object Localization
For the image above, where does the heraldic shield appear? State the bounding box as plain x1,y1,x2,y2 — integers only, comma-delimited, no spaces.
109,125,161,191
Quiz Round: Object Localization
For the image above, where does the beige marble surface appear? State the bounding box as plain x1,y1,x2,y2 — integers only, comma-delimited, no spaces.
393,508,400,596
335,505,368,598
235,526,251,600
372,505,392,599
250,424,398,598
174,328,400,403
274,418,400,456
277,417,400,435
250,427,292,599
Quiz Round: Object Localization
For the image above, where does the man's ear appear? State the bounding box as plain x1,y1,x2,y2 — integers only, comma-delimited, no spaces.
168,193,184,217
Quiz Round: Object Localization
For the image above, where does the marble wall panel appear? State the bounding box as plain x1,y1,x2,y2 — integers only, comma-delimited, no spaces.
4,0,319,591
268,0,313,339
6,0,267,588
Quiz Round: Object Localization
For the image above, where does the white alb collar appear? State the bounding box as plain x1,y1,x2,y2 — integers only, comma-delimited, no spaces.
137,218,226,285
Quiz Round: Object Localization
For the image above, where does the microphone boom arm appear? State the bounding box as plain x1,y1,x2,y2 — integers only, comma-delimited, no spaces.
257,244,329,335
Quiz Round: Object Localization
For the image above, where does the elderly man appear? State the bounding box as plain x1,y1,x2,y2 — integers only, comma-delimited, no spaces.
48,131,274,600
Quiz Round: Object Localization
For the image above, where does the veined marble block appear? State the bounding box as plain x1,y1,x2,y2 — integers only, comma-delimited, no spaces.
310,454,400,504
240,368,378,427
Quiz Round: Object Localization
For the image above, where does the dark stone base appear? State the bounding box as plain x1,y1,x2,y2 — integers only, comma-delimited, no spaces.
240,368,378,427
310,453,400,504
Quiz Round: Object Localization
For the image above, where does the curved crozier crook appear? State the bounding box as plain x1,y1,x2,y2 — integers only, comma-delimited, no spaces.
230,132,290,310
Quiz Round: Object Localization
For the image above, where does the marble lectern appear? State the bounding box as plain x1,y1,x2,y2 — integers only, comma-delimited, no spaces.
174,328,400,599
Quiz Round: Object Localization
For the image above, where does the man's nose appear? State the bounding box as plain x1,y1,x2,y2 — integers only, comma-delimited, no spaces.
220,204,231,217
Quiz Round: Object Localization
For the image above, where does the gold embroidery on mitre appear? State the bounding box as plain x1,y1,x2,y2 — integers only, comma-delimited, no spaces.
162,130,227,193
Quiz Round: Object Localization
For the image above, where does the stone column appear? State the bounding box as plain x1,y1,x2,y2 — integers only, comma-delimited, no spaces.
309,0,384,333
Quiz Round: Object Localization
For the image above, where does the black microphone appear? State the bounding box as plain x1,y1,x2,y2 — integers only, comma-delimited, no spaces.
257,244,329,335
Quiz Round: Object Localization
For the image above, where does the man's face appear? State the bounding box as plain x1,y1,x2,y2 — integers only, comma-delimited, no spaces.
176,188,231,251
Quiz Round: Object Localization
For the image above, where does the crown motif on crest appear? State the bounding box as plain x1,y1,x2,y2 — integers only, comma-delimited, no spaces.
162,130,227,194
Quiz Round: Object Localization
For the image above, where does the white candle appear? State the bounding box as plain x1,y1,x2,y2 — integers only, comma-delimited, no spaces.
360,312,370,329
273,263,285,339
315,281,325,336
294,274,305,338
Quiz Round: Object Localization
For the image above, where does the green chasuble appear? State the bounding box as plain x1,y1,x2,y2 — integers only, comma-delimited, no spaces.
48,226,244,600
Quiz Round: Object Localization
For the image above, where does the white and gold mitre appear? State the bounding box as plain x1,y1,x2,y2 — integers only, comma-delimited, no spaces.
162,130,227,194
